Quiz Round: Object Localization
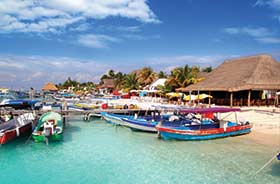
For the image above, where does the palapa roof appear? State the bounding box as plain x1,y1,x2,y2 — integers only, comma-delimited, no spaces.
178,54,280,92
197,72,210,79
42,82,58,91
100,79,115,89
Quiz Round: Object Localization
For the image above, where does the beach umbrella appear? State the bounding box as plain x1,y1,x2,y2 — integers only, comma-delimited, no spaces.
183,94,197,101
166,92,182,98
196,94,213,100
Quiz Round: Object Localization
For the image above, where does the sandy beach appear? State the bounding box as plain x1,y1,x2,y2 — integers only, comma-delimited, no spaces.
227,107,280,147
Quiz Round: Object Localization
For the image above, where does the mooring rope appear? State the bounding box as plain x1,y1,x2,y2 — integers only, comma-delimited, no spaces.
255,152,278,175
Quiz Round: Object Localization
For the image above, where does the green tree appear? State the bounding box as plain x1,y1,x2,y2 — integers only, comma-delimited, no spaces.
157,84,173,95
166,65,200,90
62,77,79,89
158,71,167,78
202,66,212,73
123,73,139,92
114,72,126,90
108,69,115,78
137,67,156,88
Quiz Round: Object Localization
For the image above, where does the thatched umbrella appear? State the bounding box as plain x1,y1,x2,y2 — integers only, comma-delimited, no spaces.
42,82,58,92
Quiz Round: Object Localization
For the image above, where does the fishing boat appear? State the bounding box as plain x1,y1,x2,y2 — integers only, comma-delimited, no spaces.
0,113,35,144
101,112,131,126
121,118,159,132
0,93,38,110
277,152,280,160
32,112,63,144
102,112,169,132
156,107,252,140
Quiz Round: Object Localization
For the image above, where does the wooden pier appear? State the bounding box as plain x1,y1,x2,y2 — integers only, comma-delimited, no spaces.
0,108,165,121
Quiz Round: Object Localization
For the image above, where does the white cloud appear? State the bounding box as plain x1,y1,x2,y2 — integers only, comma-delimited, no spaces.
0,55,113,88
223,26,280,44
224,27,271,37
256,37,280,43
117,26,141,32
122,34,160,40
0,72,17,82
0,54,247,89
144,54,240,72
78,34,120,48
0,0,159,33
255,0,280,10
223,28,240,34
255,0,280,22
0,61,25,69
69,23,91,32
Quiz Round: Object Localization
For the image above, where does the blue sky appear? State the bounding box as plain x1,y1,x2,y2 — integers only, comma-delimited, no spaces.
0,0,280,89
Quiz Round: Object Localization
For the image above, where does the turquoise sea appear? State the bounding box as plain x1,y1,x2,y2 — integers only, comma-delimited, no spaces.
0,117,279,184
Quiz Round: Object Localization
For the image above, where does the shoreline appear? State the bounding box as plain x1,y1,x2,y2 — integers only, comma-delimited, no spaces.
238,107,280,148
245,129,280,147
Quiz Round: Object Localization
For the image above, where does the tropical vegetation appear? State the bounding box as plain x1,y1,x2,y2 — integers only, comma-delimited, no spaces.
56,65,212,94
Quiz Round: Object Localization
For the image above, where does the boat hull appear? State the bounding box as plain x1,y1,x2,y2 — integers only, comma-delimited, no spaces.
101,113,128,126
157,125,252,140
32,133,63,143
122,118,157,133
0,123,32,144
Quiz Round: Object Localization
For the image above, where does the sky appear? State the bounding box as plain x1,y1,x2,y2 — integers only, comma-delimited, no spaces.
0,0,280,89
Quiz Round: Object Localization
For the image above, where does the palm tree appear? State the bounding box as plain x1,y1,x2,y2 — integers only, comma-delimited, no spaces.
157,84,173,95
114,72,126,90
158,71,167,78
108,69,115,78
202,66,212,73
166,64,200,90
137,67,156,88
100,70,115,85
100,74,109,85
122,73,139,92
62,77,79,89
188,66,200,84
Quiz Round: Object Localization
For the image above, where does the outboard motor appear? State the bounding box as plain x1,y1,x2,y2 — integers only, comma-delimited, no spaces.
44,127,52,137
43,122,53,145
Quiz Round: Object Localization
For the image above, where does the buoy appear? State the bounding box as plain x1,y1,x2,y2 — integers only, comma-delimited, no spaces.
101,103,108,109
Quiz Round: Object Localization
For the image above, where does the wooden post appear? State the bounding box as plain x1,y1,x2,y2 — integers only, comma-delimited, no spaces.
248,90,251,107
197,90,200,105
276,95,279,107
189,90,192,106
208,91,211,106
230,92,233,107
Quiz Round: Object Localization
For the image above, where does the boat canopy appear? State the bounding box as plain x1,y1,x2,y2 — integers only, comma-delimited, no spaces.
35,112,62,131
179,107,241,114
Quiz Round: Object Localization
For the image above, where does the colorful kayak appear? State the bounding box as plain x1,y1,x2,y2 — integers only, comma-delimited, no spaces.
32,112,63,144
156,107,252,140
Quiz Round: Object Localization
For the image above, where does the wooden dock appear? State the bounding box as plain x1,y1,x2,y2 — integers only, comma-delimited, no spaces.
0,108,166,121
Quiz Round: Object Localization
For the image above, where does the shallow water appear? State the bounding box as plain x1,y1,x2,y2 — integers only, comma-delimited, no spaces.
0,118,279,184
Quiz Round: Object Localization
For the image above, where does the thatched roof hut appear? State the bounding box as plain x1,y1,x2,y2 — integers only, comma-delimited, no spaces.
42,82,58,91
179,54,280,92
177,54,280,107
98,79,115,94
100,79,115,89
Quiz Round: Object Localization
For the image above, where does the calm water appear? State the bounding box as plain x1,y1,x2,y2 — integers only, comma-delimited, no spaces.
0,118,279,184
